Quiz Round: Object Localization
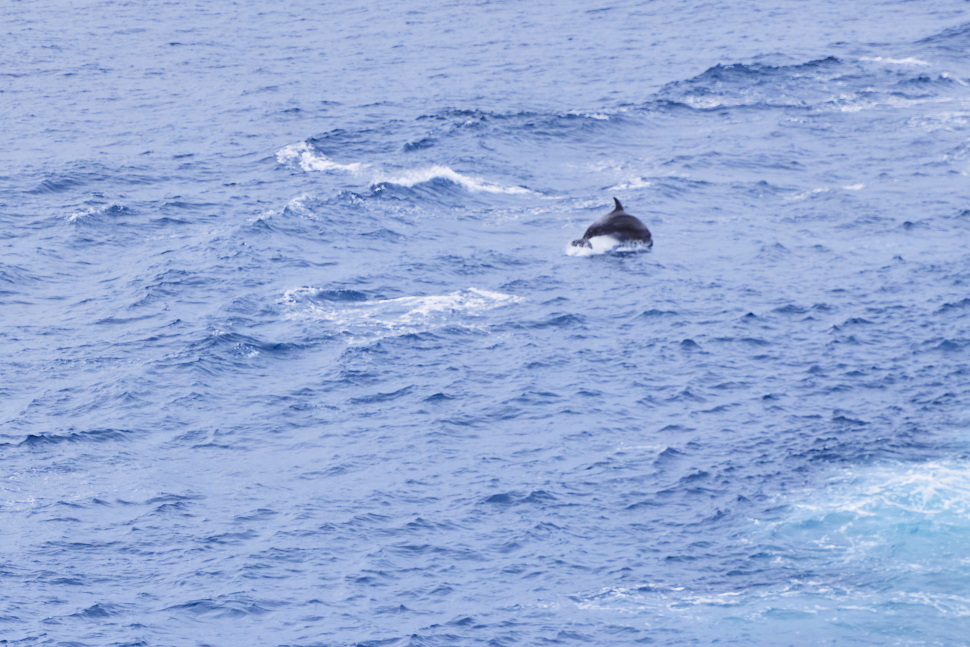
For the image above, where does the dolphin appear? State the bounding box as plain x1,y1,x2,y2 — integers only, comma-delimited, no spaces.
571,198,652,249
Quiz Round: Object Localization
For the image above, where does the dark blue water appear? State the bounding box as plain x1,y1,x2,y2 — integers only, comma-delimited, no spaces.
4,1,970,645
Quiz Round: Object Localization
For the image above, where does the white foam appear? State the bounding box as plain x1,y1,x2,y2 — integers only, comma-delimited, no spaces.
280,287,523,342
67,204,126,223
567,462,970,637
860,56,930,66
790,461,970,518
372,164,533,195
785,183,864,201
566,110,611,120
755,460,970,581
912,112,970,132
282,192,313,213
276,141,532,194
275,142,367,173
250,192,316,223
829,94,954,113
565,236,650,256
68,206,99,223
608,177,652,191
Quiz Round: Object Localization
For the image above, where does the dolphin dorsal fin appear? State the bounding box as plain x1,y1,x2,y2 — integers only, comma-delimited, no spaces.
613,197,623,211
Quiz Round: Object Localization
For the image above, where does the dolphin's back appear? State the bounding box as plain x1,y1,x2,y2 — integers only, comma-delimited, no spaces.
571,198,653,248
582,213,652,244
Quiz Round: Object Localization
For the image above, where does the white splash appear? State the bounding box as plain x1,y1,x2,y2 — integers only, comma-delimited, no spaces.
67,204,126,223
829,94,954,113
275,142,367,173
68,206,99,223
250,192,317,223
372,164,533,195
566,110,611,120
860,56,930,66
276,141,532,194
565,236,650,256
281,287,523,342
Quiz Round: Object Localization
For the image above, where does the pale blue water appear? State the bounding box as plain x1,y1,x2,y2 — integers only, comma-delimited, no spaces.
3,1,970,645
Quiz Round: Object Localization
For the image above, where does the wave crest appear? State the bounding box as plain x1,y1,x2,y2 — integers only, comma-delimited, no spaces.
281,287,524,342
371,165,532,194
275,142,366,173
277,141,531,195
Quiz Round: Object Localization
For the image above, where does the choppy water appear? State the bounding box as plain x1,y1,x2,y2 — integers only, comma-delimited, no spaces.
3,1,970,645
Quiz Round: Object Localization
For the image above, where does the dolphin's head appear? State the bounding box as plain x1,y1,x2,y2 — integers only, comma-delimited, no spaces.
571,238,592,248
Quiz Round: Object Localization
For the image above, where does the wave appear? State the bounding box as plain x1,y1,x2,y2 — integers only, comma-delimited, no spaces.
276,139,532,195
916,21,970,48
860,56,930,66
280,287,523,342
165,594,279,618
784,183,865,202
67,203,132,223
275,142,367,173
276,105,618,196
0,263,38,287
649,54,965,114
654,56,845,111
570,461,970,641
416,106,618,129
371,164,532,194
19,428,132,446
607,177,652,191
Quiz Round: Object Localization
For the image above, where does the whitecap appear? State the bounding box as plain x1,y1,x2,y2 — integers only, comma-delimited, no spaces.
566,110,611,120
275,142,366,173
67,203,129,223
371,164,533,195
275,143,532,195
280,287,523,342
68,206,100,223
828,94,954,114
860,56,930,66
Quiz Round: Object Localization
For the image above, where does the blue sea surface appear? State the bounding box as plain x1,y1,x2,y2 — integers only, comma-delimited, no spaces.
3,1,970,645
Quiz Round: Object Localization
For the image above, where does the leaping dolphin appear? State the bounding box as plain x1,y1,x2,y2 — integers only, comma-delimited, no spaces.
571,198,652,249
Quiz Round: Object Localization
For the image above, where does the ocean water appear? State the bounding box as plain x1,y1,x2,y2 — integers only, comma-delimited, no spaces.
3,1,970,645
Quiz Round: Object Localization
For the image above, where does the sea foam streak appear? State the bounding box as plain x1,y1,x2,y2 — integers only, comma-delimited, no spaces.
281,288,523,341
276,141,531,194
860,56,930,66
